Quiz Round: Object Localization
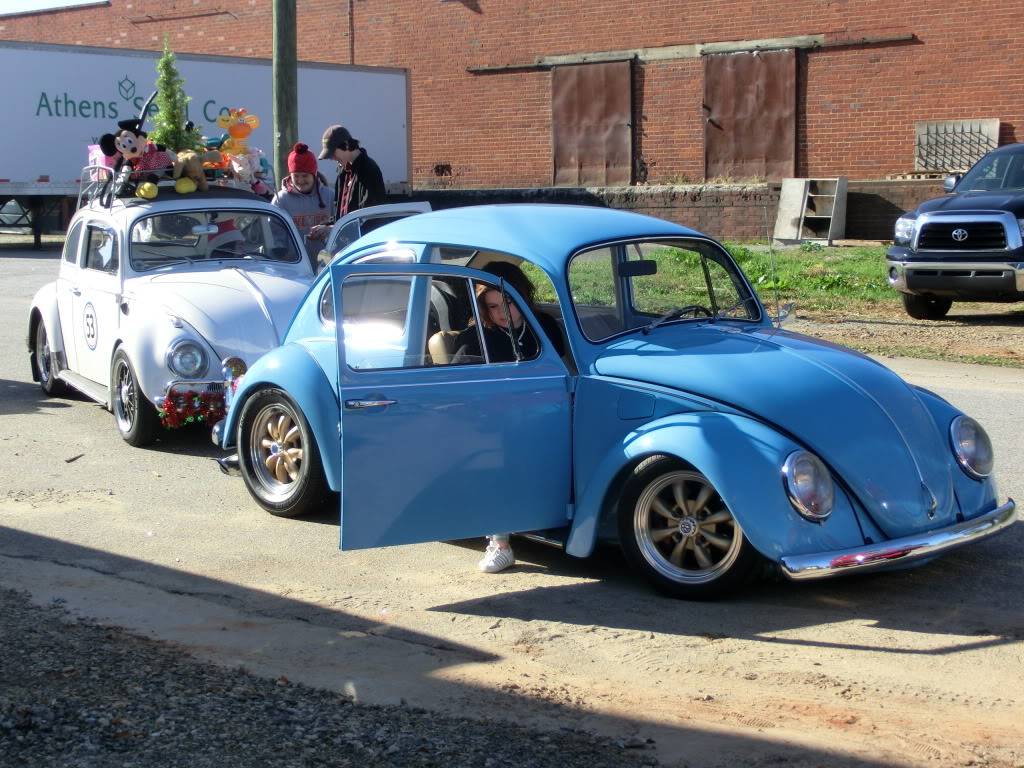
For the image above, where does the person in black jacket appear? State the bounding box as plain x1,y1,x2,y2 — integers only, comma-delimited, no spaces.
318,124,386,220
452,261,567,573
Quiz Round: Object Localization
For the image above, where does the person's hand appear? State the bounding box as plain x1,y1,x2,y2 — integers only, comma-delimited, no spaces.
309,224,328,239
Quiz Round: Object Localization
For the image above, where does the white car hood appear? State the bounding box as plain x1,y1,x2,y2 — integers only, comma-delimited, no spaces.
132,265,312,362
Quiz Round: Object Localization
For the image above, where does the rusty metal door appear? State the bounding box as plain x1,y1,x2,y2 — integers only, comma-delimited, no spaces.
552,61,632,186
704,50,796,181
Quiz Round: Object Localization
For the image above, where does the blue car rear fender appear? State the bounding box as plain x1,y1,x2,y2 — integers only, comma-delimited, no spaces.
222,343,341,491
566,411,867,561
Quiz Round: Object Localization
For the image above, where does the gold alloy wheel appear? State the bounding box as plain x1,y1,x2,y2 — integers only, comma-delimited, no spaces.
248,402,306,502
633,469,743,585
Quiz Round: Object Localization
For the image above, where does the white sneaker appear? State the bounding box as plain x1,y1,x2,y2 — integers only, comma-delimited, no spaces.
478,544,515,573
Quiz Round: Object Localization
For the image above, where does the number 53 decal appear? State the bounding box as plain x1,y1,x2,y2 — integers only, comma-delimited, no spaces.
83,302,98,350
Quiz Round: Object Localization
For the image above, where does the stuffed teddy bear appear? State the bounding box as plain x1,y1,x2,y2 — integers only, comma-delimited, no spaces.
228,149,271,197
173,150,223,193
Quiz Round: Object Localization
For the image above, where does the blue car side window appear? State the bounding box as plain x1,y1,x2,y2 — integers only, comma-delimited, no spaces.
568,246,623,341
340,272,549,370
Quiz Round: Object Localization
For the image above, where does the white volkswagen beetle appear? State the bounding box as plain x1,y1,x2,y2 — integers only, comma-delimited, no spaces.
27,186,320,446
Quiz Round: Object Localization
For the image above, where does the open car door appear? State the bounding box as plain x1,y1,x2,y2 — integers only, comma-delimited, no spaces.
320,202,432,270
331,262,572,550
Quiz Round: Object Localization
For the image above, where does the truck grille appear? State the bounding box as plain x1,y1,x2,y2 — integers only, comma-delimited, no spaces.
918,222,1007,250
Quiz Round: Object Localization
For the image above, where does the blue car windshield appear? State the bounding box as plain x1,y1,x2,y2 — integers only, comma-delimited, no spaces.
568,238,760,342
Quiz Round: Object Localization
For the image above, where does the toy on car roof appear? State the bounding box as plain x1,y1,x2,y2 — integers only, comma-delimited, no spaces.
97,92,177,201
200,108,272,198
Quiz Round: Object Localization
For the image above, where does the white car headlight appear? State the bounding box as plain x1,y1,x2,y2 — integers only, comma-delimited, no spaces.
782,451,834,521
894,216,916,246
950,415,994,479
167,340,208,378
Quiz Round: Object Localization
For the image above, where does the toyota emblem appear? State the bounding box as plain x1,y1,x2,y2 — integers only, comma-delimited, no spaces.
951,228,969,242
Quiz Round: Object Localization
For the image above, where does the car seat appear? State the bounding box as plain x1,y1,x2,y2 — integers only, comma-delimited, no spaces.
428,329,462,364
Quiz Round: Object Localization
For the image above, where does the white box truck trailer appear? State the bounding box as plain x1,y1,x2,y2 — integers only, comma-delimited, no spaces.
0,41,411,246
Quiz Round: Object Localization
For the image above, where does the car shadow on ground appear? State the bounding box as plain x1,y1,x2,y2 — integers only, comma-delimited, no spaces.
2,376,225,457
434,525,1024,656
0,526,898,768
140,422,225,460
0,377,88,417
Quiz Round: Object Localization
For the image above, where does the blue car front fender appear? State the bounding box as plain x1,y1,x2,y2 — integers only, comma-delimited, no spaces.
222,343,342,491
566,411,867,561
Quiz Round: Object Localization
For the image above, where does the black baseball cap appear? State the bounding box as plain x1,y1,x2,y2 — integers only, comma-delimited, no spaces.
319,125,356,159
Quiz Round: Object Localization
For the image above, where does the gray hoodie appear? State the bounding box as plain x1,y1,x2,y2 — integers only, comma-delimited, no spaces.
271,179,333,260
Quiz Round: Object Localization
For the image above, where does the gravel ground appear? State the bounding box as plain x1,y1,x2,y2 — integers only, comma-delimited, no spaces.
789,303,1024,366
0,589,658,768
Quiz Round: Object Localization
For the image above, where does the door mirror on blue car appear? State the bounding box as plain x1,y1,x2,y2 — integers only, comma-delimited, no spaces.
943,174,961,193
619,259,658,277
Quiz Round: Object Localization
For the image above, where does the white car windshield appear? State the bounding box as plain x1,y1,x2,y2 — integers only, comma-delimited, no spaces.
130,210,302,272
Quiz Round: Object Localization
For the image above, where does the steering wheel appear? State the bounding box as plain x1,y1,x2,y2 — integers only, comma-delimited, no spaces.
676,304,713,318
209,245,251,260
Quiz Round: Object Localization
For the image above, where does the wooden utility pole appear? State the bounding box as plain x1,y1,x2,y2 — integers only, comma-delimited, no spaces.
272,0,298,189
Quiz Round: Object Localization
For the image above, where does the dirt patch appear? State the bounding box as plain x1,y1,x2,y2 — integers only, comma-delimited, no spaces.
789,301,1024,367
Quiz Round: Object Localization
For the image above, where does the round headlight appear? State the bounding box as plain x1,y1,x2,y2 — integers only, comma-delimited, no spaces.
221,356,247,380
167,340,208,378
950,415,994,479
782,451,834,521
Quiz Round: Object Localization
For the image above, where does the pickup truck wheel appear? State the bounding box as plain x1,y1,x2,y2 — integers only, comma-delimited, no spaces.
111,350,160,447
618,457,760,599
34,321,67,396
238,388,328,518
902,293,952,320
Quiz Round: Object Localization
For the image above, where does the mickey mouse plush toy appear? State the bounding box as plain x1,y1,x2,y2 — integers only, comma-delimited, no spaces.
99,92,177,200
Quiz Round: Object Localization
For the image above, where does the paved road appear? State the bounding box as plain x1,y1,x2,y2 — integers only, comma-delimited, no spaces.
2,248,1022,767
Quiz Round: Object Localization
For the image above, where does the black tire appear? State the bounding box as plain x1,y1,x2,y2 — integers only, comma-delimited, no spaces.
237,388,328,518
34,320,67,396
110,349,160,447
617,456,761,599
902,293,952,320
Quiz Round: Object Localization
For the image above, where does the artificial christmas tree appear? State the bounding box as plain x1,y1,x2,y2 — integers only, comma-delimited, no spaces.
149,36,203,152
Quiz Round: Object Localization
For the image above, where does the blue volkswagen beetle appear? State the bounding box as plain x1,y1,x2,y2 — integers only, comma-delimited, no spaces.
213,205,1016,598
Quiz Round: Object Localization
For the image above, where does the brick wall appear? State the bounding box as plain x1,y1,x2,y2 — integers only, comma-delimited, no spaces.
391,185,777,241
397,180,941,242
845,180,945,240
3,1,1019,190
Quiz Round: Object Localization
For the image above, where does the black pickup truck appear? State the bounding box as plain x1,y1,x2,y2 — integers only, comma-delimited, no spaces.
886,143,1024,319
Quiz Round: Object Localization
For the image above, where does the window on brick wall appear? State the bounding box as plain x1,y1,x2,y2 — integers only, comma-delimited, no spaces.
551,61,633,187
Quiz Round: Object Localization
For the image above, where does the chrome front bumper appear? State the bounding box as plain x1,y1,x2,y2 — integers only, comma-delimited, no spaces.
887,260,1024,293
780,499,1017,581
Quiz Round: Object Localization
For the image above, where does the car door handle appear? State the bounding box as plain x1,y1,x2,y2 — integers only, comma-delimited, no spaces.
70,287,81,296
344,399,397,409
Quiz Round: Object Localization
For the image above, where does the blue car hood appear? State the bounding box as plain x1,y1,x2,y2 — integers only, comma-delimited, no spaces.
594,325,957,537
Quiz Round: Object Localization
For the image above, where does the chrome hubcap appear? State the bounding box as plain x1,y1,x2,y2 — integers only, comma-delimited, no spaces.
249,404,305,501
113,361,136,432
36,325,52,382
634,470,742,584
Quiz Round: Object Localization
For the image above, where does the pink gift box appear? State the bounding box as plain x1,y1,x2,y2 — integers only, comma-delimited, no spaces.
87,144,119,180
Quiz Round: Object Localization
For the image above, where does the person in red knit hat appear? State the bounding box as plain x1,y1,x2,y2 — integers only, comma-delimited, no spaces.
271,142,333,264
